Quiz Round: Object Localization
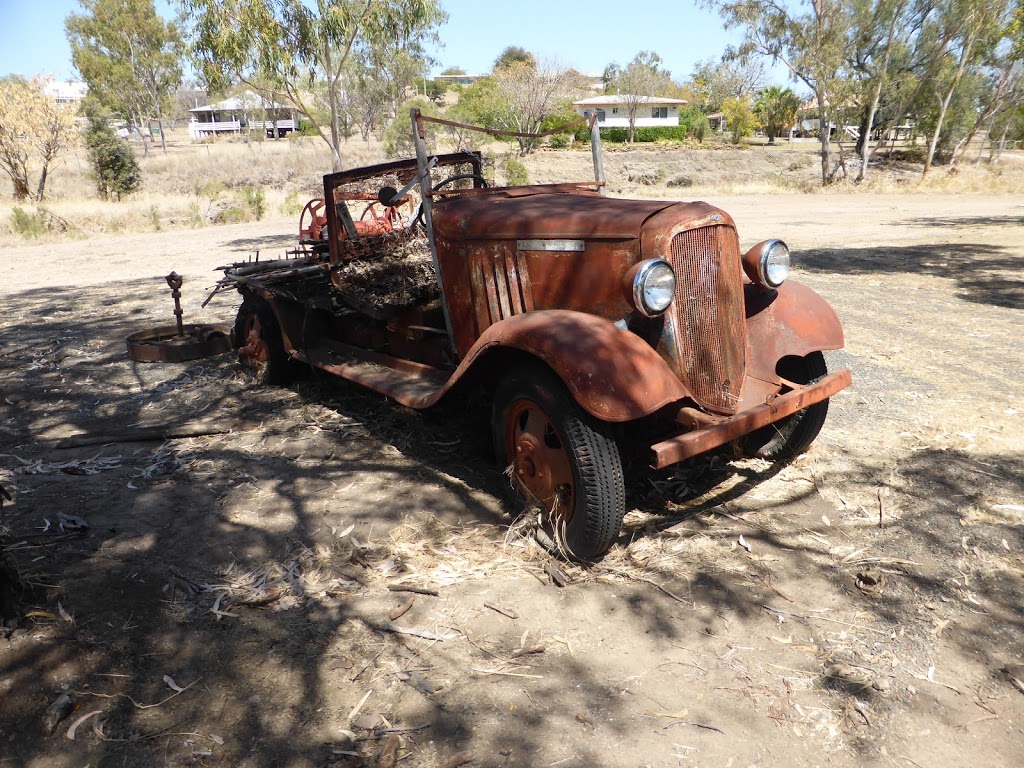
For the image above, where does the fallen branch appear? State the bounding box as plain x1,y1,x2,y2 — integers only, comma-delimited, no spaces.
483,601,518,619
472,668,543,679
662,720,725,734
387,583,439,597
53,423,232,449
388,597,415,621
376,621,453,641
70,677,201,710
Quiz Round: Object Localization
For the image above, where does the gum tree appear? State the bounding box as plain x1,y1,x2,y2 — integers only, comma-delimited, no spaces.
0,76,78,200
706,0,849,184
182,0,446,172
66,0,182,154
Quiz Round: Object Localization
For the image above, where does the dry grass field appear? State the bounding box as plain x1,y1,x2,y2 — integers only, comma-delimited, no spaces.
1,128,1023,768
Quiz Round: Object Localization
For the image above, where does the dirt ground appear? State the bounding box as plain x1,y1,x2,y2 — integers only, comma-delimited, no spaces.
1,184,1023,768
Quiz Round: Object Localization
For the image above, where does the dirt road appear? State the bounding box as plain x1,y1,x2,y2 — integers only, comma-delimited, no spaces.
1,193,1022,768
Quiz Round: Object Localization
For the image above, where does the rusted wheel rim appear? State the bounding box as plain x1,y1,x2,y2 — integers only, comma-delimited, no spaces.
505,398,575,520
298,199,327,251
237,314,269,372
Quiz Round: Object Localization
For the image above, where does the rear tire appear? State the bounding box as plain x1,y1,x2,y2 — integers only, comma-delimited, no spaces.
740,351,829,461
492,364,625,561
232,295,293,386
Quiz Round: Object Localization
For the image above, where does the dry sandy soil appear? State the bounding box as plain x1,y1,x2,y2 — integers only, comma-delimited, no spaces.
1,156,1023,768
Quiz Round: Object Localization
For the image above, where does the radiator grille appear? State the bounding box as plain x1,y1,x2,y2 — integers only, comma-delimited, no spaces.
669,226,746,413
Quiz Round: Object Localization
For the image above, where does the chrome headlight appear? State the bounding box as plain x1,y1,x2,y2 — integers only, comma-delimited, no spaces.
743,239,790,289
632,259,676,317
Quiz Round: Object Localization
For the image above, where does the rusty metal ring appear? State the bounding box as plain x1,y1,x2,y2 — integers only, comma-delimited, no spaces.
126,324,233,363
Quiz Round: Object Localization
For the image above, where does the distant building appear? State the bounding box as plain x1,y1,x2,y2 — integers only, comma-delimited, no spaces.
434,73,485,87
573,95,687,128
42,80,88,106
188,90,296,139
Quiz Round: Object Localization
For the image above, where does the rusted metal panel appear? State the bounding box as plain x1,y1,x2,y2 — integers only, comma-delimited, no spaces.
291,309,692,420
741,280,845,404
520,241,638,319
432,193,672,241
452,310,692,422
650,369,852,468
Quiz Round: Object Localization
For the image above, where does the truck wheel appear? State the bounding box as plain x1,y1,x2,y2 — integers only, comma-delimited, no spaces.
492,365,625,561
740,351,830,462
232,296,293,385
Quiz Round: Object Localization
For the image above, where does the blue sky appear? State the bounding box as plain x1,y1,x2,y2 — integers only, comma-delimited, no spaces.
0,0,763,85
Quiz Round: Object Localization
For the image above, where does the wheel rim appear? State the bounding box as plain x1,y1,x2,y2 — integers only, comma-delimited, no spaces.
505,398,575,520
237,314,269,373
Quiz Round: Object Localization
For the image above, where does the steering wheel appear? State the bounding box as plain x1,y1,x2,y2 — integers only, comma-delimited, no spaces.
431,173,489,193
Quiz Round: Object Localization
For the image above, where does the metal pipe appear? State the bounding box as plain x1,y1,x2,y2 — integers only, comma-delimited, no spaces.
411,108,456,355
589,115,606,195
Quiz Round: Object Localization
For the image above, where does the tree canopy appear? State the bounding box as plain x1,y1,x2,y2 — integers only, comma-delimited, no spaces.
182,0,446,171
66,0,182,154
607,51,675,142
0,77,78,200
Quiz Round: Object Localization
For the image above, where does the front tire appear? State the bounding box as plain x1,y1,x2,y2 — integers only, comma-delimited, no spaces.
492,364,625,561
740,351,830,461
232,295,293,386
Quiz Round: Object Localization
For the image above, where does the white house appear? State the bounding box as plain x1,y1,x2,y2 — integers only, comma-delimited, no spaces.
573,95,687,128
188,91,296,139
42,80,88,106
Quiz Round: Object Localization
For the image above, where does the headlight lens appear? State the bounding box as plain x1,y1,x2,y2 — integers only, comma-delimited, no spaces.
743,239,790,289
760,240,790,288
633,259,676,317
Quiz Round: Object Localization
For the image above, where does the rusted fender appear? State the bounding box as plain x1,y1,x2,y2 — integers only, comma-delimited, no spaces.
745,280,845,379
446,310,692,422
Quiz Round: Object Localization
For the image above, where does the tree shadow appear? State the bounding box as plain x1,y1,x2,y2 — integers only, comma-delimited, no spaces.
4,278,1023,767
798,243,1022,309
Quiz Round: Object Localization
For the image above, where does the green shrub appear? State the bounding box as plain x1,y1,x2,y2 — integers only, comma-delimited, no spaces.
148,205,162,231
9,207,47,238
384,97,439,157
195,180,226,200
298,119,318,137
693,117,710,143
217,206,248,224
279,187,302,216
548,133,571,149
502,157,529,186
239,186,266,220
600,126,690,143
187,201,204,228
83,99,142,200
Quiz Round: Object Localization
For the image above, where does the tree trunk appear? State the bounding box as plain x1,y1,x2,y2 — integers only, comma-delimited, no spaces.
12,175,30,201
923,88,954,177
35,165,48,201
817,92,832,185
923,34,976,178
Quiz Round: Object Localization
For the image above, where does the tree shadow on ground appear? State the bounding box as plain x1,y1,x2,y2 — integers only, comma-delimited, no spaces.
4,280,1024,766
798,243,1022,309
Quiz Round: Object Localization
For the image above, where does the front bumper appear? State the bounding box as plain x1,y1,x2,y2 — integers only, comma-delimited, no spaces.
649,369,852,468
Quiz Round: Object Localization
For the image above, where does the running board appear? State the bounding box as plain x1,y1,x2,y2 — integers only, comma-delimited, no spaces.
293,340,450,408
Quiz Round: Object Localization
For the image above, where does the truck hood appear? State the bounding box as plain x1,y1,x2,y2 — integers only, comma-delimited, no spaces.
431,190,677,241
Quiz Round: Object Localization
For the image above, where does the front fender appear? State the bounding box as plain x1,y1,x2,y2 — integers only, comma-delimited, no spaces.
745,280,844,380
457,310,691,422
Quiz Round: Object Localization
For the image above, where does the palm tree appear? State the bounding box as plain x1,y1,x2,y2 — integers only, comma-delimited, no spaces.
754,86,801,144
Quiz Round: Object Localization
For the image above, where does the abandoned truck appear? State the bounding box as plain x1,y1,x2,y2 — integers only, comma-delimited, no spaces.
218,110,851,560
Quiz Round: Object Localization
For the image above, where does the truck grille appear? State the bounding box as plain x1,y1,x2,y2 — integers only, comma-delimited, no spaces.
669,226,746,414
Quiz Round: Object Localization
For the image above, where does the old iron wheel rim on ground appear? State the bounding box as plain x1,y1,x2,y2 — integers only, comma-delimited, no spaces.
493,365,626,561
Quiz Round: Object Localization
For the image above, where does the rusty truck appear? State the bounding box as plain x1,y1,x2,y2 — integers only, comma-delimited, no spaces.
218,110,851,560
